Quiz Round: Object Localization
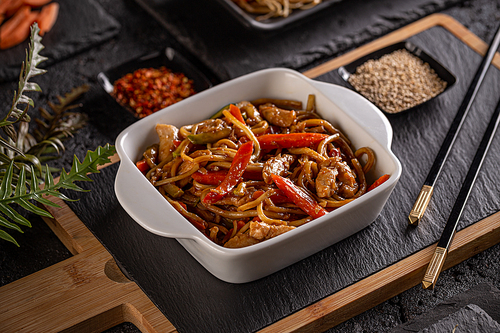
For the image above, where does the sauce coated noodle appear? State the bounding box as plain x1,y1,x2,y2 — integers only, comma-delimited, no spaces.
137,95,379,248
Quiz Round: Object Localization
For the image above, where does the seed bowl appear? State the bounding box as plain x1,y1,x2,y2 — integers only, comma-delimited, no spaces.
114,68,402,283
338,41,456,115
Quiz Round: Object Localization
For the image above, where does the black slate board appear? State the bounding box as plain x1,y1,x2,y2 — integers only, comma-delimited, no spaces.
0,0,120,83
134,0,463,81
66,26,500,333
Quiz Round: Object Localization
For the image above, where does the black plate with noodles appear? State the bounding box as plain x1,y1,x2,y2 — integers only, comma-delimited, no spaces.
215,0,344,31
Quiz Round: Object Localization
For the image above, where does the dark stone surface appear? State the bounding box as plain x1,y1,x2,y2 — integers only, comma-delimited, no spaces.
134,0,464,81
0,0,500,332
62,23,500,333
391,283,500,332
417,304,500,333
0,0,120,83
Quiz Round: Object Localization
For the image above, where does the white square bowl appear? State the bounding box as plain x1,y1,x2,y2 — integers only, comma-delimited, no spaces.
114,68,402,283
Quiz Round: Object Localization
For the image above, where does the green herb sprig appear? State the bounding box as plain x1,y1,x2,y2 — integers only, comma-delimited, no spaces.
0,23,116,246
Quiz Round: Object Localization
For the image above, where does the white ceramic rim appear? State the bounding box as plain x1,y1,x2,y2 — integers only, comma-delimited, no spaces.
114,67,402,258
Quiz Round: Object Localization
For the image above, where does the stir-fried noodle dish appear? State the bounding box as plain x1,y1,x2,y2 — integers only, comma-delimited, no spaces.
136,94,387,248
231,0,323,21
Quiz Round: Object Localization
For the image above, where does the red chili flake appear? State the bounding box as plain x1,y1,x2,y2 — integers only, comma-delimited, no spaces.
112,66,196,118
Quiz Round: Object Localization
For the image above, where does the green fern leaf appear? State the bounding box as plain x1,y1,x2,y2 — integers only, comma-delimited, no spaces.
16,198,53,218
0,229,19,246
30,193,60,208
0,145,116,244
4,23,47,124
0,161,14,199
43,189,76,202
0,24,114,246
0,215,23,232
14,167,27,197
0,203,31,227
43,165,54,188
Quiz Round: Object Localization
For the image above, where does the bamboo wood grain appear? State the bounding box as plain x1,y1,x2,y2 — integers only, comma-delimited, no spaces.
1,14,500,333
0,153,176,333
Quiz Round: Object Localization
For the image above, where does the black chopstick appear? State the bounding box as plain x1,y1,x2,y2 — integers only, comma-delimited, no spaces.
422,95,500,289
408,23,500,226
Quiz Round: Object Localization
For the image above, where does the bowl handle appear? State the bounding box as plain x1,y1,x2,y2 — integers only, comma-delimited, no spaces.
114,159,197,240
309,79,394,149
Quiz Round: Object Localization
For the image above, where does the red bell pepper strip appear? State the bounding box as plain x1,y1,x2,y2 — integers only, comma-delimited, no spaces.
136,159,150,174
229,104,245,124
257,133,329,150
192,170,227,185
242,169,263,181
192,168,263,186
252,189,291,204
174,202,207,231
367,174,390,191
203,141,254,204
271,174,327,219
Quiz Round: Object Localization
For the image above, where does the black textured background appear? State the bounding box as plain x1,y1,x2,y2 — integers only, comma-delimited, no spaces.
1,0,500,332
0,0,120,83
64,25,500,333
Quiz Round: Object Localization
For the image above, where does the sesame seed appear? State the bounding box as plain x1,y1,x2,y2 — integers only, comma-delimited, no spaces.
348,49,447,114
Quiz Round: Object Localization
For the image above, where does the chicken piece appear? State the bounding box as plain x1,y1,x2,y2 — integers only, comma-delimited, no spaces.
249,221,295,240
213,193,241,206
260,103,296,127
316,167,339,198
335,160,358,198
316,157,358,198
224,221,296,248
224,233,260,248
238,101,262,125
156,124,179,162
196,118,228,134
262,154,295,184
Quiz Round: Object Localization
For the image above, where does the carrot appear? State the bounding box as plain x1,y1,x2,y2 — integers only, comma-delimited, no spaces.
0,0,13,14
0,8,37,49
0,5,32,48
367,174,390,192
22,0,51,7
0,0,13,24
135,159,150,174
229,104,245,124
36,2,58,36
5,0,23,17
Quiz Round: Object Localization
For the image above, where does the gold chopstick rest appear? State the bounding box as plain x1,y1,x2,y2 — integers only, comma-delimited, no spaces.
408,185,433,225
422,246,447,290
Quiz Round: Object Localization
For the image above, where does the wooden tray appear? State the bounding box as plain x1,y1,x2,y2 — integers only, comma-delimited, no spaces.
1,14,500,333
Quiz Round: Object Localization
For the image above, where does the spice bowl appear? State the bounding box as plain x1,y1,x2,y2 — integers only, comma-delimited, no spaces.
338,41,456,115
97,47,213,119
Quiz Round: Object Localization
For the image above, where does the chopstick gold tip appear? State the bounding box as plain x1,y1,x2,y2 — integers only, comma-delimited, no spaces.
422,246,447,290
409,185,434,225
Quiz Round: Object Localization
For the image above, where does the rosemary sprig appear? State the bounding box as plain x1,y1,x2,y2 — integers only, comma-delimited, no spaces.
0,23,116,246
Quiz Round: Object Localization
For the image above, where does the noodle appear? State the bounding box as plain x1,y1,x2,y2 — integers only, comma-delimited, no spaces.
232,0,323,21
137,94,382,248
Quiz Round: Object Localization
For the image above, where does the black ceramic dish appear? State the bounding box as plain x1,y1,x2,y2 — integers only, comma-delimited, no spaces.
338,41,457,115
214,0,343,31
97,47,213,119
